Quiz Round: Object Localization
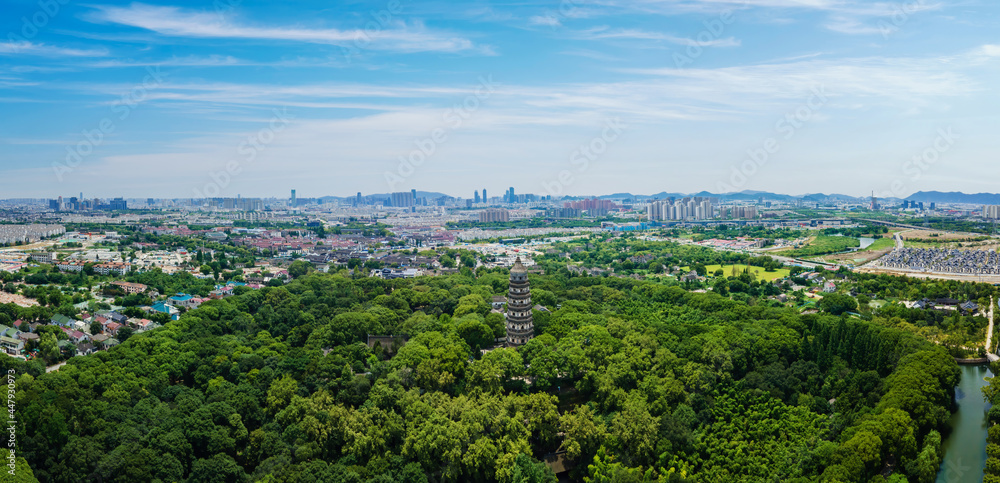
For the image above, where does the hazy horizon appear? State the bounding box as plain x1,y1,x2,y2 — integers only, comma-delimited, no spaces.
3,0,1000,199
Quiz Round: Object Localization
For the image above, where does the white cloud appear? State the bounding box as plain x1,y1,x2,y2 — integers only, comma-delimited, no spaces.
42,44,994,136
87,3,484,54
824,15,887,35
529,15,562,27
0,41,108,57
578,27,741,47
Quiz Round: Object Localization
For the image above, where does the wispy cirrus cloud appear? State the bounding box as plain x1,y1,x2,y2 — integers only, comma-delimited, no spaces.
555,0,944,36
577,26,741,47
86,3,488,54
0,41,108,57
42,43,994,127
529,15,562,27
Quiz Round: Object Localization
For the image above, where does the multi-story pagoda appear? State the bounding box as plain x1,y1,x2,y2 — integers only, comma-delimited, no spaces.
506,257,534,346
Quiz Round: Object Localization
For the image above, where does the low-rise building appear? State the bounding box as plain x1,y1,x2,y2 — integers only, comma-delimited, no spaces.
94,262,130,275
0,336,23,355
112,281,148,294
491,296,506,309
28,251,56,264
370,267,422,279
55,261,85,272
167,293,204,310
147,302,180,320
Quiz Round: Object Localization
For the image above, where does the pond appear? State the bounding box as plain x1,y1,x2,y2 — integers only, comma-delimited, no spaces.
858,237,876,249
936,364,992,482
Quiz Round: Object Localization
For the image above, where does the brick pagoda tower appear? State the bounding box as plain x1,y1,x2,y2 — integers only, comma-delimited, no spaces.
506,257,534,346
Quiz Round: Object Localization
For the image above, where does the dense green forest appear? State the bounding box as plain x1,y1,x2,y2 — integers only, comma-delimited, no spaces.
4,268,962,482
982,362,1000,482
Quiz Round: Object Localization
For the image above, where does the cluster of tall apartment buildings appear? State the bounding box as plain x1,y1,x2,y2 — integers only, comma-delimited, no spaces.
479,208,510,223
719,206,758,220
563,198,620,217
983,205,1000,219
646,197,760,221
49,196,127,211
647,197,716,221
389,190,417,208
201,197,264,211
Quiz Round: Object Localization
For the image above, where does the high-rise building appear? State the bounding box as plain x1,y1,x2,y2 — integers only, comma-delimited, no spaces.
390,191,415,208
411,189,417,203
718,205,756,220
564,198,620,216
482,189,487,205
507,187,515,203
474,191,481,203
647,198,716,221
291,189,296,207
480,208,510,223
506,257,534,346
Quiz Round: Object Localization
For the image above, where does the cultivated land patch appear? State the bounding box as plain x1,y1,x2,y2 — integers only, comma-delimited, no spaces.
697,264,791,282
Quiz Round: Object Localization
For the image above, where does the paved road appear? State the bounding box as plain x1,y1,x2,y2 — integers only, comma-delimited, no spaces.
989,296,999,362
46,361,67,373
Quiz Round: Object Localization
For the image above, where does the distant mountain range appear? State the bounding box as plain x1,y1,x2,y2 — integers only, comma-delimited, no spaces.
905,191,1000,205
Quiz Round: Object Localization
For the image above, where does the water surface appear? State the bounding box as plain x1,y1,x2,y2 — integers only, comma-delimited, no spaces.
936,364,991,483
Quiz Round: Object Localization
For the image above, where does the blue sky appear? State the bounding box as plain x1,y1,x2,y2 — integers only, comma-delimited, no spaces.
1,0,999,199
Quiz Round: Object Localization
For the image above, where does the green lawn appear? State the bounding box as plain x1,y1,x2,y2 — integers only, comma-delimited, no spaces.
869,299,888,309
776,235,860,257
690,264,791,282
858,236,895,252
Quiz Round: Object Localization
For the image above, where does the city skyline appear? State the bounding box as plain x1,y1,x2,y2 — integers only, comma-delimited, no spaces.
20,187,1000,203
3,1,1000,198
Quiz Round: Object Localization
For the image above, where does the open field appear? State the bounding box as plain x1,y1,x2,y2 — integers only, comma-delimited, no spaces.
900,229,988,241
814,236,897,265
862,236,896,252
698,264,791,282
896,229,998,250
0,291,39,307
